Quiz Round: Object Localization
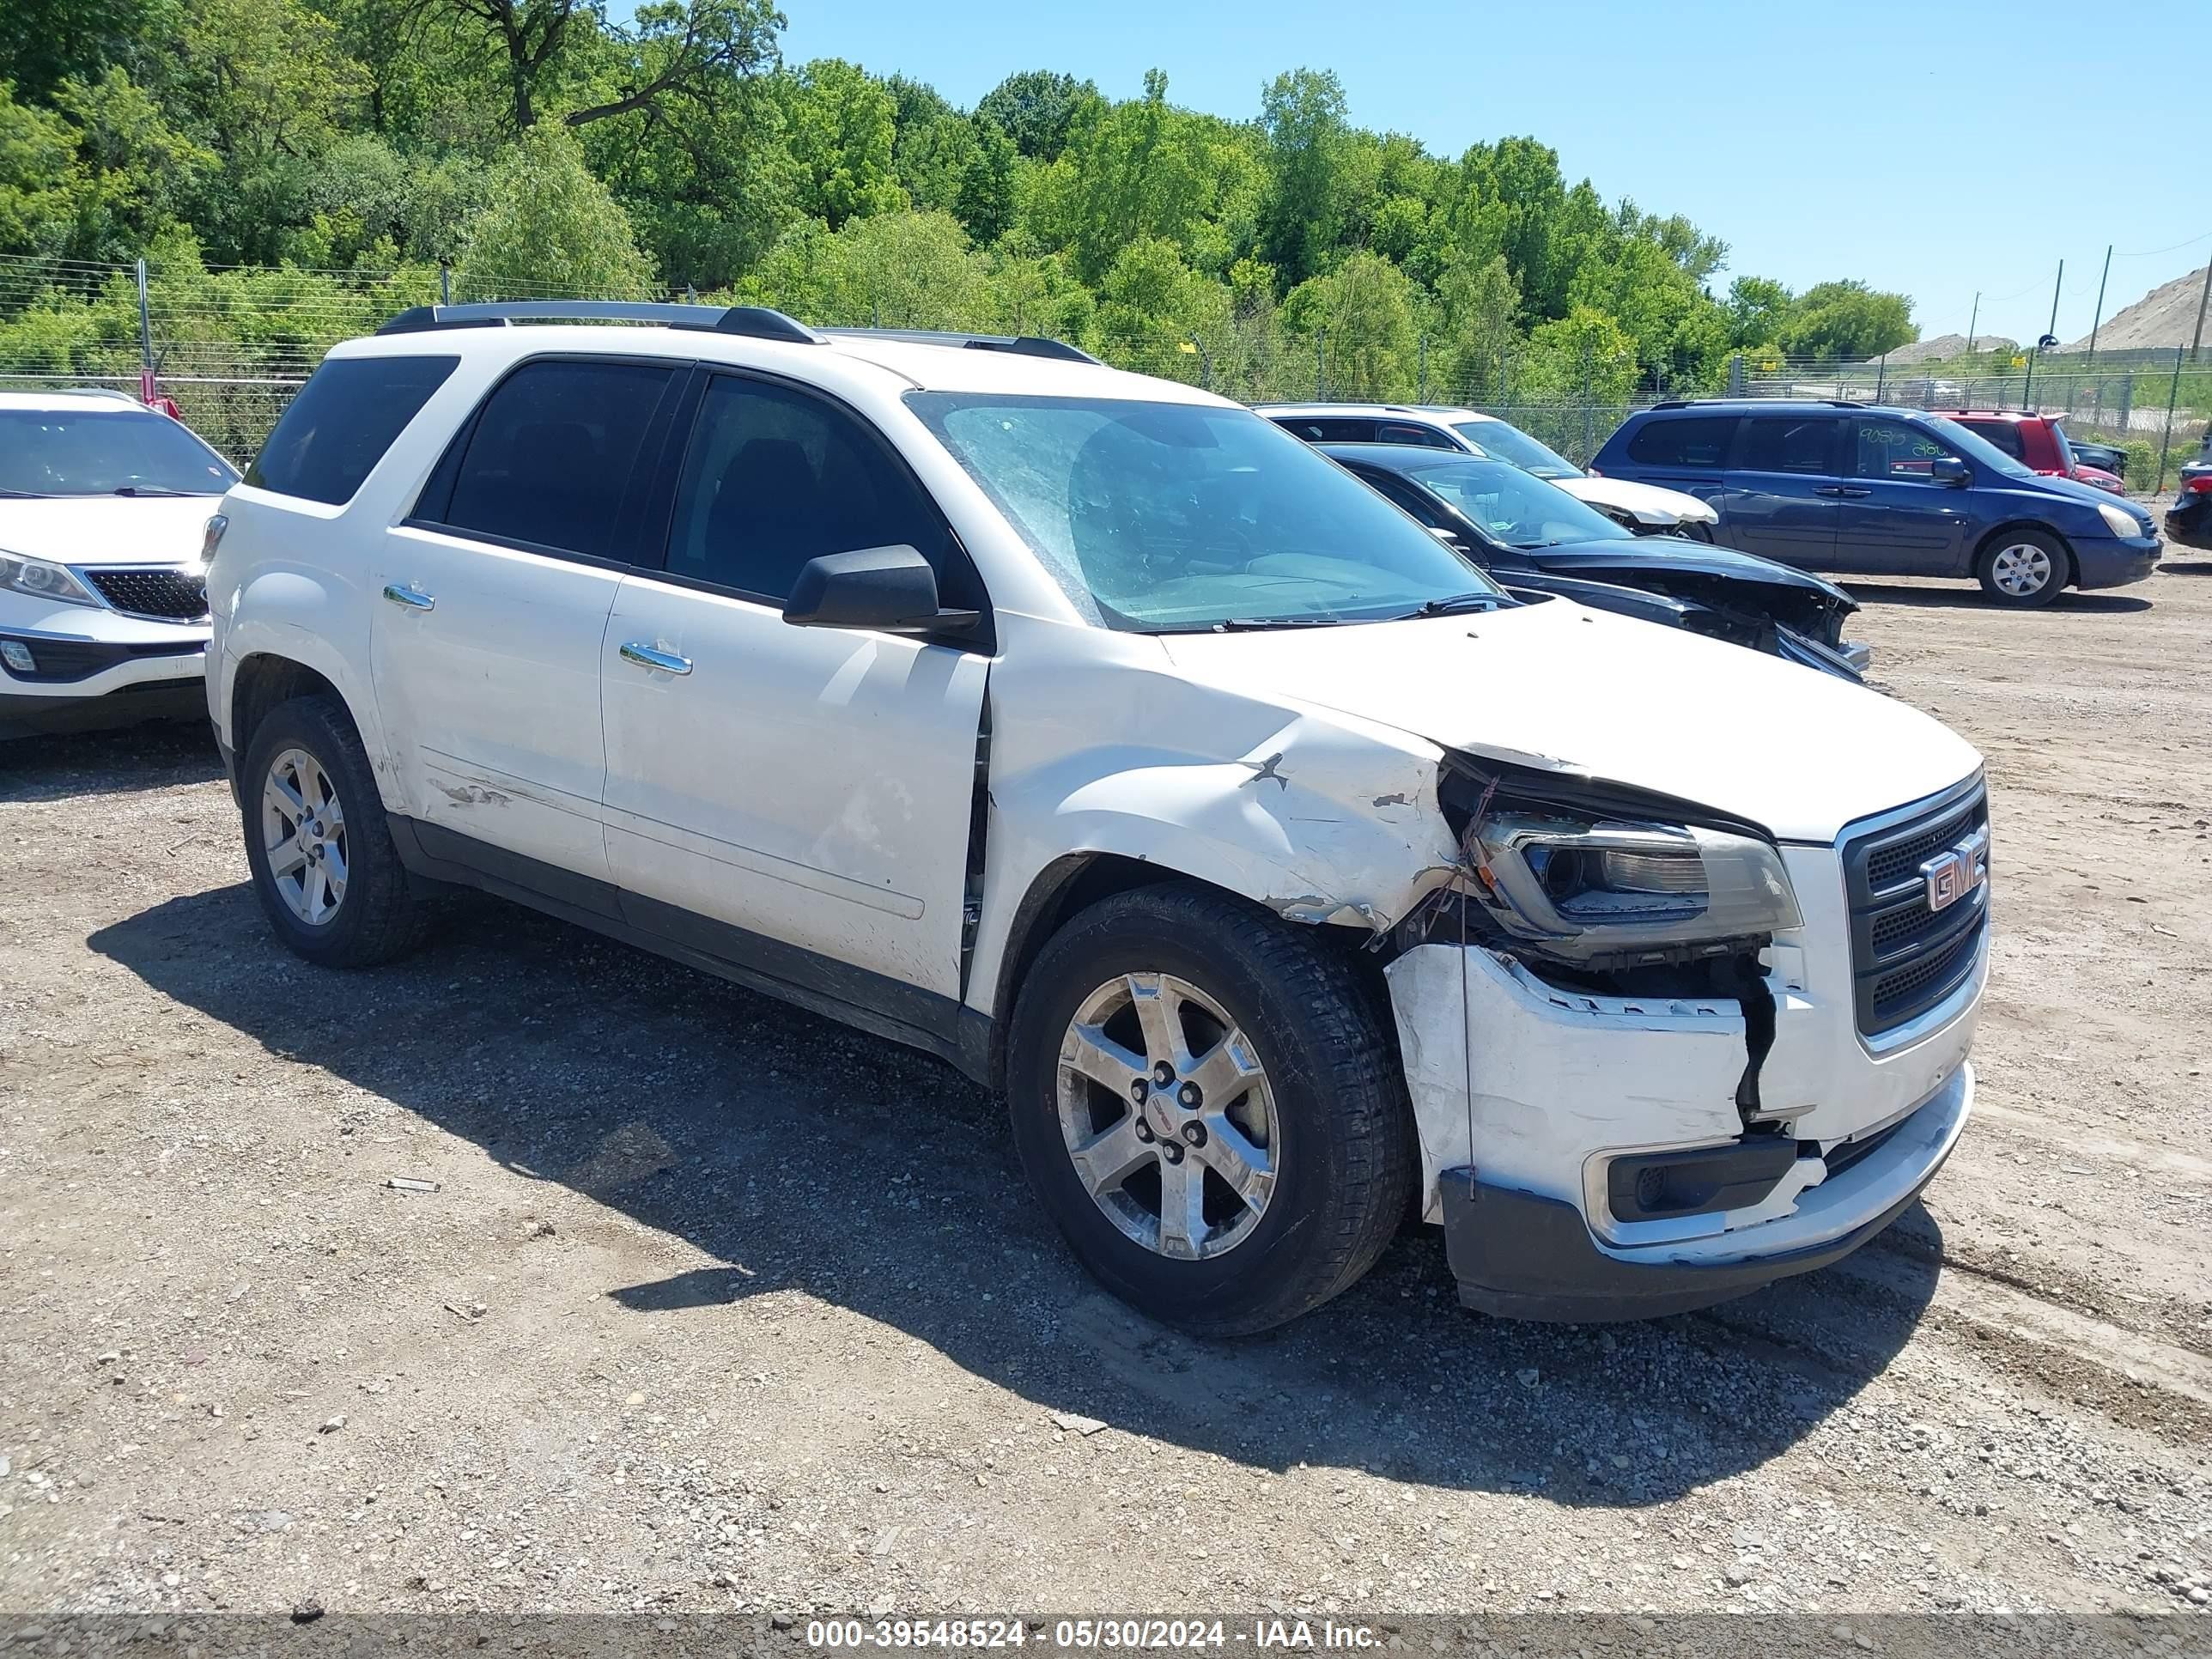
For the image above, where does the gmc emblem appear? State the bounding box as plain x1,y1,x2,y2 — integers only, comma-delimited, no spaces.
1920,825,1990,913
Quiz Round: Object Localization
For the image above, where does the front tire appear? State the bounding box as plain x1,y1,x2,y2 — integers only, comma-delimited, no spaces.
1976,531,2068,607
1006,884,1415,1335
240,694,431,967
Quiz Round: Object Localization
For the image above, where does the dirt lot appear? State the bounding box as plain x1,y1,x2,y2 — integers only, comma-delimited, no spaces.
3,550,2212,1626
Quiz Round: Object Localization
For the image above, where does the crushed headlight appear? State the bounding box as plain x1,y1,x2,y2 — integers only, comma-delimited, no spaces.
0,550,101,609
1443,761,1801,968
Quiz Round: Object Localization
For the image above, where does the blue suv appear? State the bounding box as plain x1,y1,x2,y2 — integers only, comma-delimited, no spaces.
1591,400,2161,607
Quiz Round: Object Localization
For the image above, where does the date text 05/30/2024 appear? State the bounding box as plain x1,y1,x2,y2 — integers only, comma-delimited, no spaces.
804,1618,1381,1650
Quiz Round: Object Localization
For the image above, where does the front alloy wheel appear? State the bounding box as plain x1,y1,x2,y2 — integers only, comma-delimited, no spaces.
1058,972,1278,1261
260,747,349,926
1987,542,2053,598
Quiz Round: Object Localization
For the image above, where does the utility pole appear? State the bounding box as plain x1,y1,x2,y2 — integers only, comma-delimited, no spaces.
2193,258,2211,363
2086,244,2112,366
2023,259,2063,408
1966,292,1978,356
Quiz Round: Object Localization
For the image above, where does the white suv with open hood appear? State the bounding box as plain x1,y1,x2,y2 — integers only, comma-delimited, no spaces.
1,390,234,738
205,304,1986,1332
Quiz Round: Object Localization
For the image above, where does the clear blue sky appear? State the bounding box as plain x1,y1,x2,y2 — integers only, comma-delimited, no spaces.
783,0,2209,349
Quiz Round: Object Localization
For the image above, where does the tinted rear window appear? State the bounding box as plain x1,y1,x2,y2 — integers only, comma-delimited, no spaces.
434,359,676,560
1737,416,1836,474
1962,420,2023,459
245,356,459,504
1626,416,1738,468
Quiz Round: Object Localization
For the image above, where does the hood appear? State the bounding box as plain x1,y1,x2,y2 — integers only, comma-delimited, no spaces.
1516,535,1854,605
1556,475,1719,525
0,494,225,567
1158,598,1980,843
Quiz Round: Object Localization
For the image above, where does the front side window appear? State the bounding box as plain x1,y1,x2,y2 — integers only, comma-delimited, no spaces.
664,374,957,604
437,359,675,559
1407,459,1631,547
1626,416,1738,468
908,393,1501,630
1449,420,1579,479
246,355,454,504
1850,418,1965,483
1736,416,1837,475
3,409,239,498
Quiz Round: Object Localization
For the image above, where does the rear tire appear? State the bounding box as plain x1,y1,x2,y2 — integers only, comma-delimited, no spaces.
1006,883,1415,1336
1975,530,2068,607
240,695,431,967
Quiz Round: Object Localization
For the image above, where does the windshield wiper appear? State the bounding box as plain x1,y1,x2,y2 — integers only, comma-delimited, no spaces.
1401,592,1506,618
111,485,199,497
1215,615,1348,631
0,488,51,498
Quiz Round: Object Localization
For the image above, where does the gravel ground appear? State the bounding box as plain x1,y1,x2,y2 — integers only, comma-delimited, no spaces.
3,551,2211,1625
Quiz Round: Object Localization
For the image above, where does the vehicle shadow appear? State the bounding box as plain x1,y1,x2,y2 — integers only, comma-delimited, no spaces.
2158,558,2212,576
1839,581,2154,614
90,884,1942,1509
0,717,222,801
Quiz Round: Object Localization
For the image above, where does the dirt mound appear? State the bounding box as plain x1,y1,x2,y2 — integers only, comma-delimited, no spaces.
2062,262,2210,352
1875,331,2018,365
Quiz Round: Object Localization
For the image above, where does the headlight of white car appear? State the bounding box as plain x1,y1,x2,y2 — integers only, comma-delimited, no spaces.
1470,811,1801,963
2094,501,2142,539
0,550,102,608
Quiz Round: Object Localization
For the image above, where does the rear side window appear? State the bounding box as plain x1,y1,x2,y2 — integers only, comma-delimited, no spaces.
1375,422,1456,448
1274,417,1379,442
434,359,677,559
1963,421,2023,459
1736,416,1836,474
246,355,458,504
1626,416,1738,468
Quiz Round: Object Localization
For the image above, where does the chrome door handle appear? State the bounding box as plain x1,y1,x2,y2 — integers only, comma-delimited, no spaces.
619,640,692,676
382,582,434,611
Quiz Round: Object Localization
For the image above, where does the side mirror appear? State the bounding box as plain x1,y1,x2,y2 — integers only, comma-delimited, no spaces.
782,544,979,634
1929,456,1971,487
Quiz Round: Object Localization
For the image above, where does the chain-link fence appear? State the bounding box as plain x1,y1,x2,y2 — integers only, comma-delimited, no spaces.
3,251,2205,490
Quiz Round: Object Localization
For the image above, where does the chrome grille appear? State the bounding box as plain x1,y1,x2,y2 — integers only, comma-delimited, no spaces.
82,567,210,622
1841,778,1989,1037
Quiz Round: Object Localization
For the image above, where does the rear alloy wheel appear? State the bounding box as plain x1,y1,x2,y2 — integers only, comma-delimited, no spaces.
1976,532,2066,607
1008,883,1414,1335
240,694,432,967
260,746,349,927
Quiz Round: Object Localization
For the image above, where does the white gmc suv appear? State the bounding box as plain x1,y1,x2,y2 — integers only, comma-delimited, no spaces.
205,302,1989,1333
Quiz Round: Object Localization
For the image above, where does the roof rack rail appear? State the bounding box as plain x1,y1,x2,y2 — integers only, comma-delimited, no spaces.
375,301,823,343
820,326,1102,365
1647,396,1868,410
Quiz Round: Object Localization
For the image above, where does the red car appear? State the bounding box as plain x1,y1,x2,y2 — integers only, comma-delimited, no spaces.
1942,410,2129,495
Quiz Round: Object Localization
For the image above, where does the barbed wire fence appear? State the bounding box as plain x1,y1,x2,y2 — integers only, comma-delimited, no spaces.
3,251,2205,489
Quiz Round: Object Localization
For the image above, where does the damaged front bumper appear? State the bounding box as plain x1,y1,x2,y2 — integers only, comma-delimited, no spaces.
1384,837,1982,1322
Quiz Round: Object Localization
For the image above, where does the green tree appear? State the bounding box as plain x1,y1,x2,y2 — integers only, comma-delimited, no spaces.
0,82,80,254
975,69,1091,163
782,58,902,229
1257,67,1348,289
1282,248,1419,399
1434,252,1519,401
1726,275,1792,349
1778,278,1915,361
0,0,173,106
453,120,654,297
1521,304,1637,404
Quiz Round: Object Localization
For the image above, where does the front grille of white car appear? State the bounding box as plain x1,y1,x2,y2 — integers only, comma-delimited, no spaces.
82,567,210,623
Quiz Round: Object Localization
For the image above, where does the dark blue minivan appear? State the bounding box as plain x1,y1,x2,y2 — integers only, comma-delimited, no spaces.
1590,400,2161,606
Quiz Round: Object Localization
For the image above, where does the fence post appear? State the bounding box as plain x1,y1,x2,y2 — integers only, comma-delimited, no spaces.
1875,351,1887,402
1578,339,1595,462
1726,352,1746,397
439,261,452,306
134,258,156,407
1315,328,1326,399
2117,368,2134,435
1417,332,1427,403
2155,347,2184,495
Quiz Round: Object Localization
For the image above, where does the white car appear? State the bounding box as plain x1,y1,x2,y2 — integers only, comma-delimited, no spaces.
1,389,234,738
207,304,1987,1333
1259,403,1723,539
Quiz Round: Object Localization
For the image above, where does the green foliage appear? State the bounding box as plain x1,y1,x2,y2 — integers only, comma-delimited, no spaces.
453,122,653,298
1778,278,1916,362
0,3,1936,424
975,70,1093,163
784,58,902,229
